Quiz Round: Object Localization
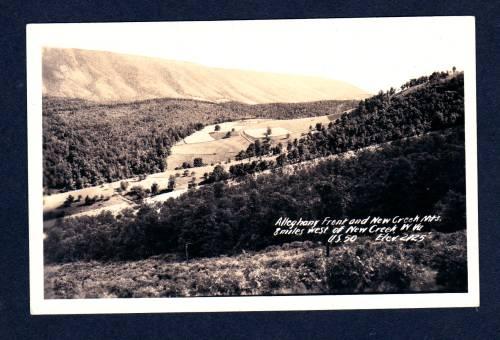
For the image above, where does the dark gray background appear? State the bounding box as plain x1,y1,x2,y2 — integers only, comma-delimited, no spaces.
1,1,499,338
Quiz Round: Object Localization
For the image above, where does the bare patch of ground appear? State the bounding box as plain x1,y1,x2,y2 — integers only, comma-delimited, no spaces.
167,115,331,169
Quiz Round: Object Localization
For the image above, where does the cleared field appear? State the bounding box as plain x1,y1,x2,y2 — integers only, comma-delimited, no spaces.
243,127,289,139
44,185,129,214
175,120,247,145
43,153,275,223
144,188,188,204
181,130,215,144
169,135,250,167
167,115,332,169
43,169,199,217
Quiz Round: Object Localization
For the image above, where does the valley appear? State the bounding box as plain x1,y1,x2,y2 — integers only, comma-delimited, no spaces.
42,66,468,298
167,114,336,169
43,71,464,230
43,113,336,224
42,96,357,192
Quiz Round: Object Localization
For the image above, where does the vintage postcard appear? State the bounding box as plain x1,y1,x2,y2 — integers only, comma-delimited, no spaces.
28,17,479,314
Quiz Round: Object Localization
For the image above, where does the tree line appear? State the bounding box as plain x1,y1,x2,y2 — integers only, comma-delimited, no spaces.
43,97,355,192
45,127,465,263
233,71,463,165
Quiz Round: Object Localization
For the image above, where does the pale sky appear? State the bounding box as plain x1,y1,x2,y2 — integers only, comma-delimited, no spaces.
30,17,474,93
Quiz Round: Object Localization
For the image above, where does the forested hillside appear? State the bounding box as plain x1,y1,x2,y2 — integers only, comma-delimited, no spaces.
237,72,464,162
45,127,465,263
43,97,355,192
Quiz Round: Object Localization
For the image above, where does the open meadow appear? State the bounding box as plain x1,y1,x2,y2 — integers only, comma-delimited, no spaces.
167,115,334,169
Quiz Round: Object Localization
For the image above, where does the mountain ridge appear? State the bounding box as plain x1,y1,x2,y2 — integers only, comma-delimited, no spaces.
42,47,371,104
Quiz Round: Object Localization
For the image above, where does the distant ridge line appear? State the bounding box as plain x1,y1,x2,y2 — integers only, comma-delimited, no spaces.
42,47,371,104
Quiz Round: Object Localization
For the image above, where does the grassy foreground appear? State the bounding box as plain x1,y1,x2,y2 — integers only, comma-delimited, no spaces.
45,231,466,299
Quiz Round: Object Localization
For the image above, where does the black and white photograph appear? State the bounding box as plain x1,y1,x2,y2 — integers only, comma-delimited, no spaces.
27,17,479,314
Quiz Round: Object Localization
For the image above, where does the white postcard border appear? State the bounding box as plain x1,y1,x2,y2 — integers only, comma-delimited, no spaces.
27,17,479,315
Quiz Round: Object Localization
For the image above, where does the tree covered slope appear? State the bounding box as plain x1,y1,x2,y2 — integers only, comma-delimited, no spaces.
45,127,465,263
43,97,356,191
237,71,464,162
